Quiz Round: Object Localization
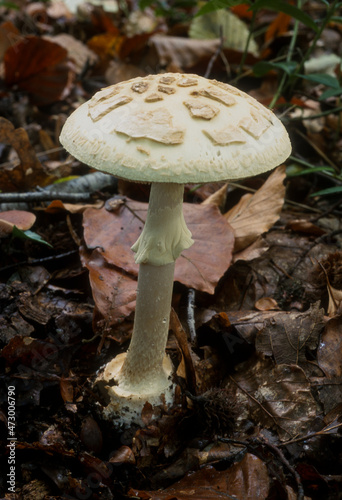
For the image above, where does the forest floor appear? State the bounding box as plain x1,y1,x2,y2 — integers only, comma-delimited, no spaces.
1,1,342,499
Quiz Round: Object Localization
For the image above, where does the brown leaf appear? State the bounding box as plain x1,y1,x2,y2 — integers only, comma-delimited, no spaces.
254,297,280,311
4,35,74,105
79,247,137,337
150,34,258,72
286,219,326,237
0,210,36,237
255,302,325,373
45,33,98,74
232,356,317,440
225,165,286,252
109,446,135,465
317,316,342,377
0,21,20,60
0,117,55,191
82,199,234,295
179,203,234,293
265,11,292,42
81,200,234,331
130,453,269,499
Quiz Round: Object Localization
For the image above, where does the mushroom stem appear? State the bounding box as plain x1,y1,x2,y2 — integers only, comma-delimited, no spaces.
118,182,194,393
131,183,193,266
119,261,175,393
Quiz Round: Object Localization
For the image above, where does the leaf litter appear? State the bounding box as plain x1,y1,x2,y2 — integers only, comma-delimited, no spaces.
1,1,342,499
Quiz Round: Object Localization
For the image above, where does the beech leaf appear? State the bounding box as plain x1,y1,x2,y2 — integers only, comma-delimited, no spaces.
225,165,286,252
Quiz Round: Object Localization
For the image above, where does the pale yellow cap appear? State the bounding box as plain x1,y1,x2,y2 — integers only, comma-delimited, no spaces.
60,73,291,183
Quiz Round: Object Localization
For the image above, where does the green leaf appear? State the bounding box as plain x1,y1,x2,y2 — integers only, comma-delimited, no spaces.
195,0,247,17
0,1,19,8
138,0,154,8
311,186,342,197
251,0,319,32
253,60,297,77
319,87,342,101
288,166,335,177
299,73,340,88
12,226,53,247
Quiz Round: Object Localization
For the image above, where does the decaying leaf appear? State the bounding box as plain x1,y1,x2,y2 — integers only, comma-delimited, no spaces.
255,302,325,373
0,210,36,237
189,9,259,56
231,356,317,440
45,33,98,74
0,117,55,191
317,316,342,378
225,165,286,252
130,453,269,500
4,35,74,105
79,247,137,341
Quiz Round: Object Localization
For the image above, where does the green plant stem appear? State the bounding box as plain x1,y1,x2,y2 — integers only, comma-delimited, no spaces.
272,0,340,106
295,0,340,78
237,7,257,77
269,0,303,108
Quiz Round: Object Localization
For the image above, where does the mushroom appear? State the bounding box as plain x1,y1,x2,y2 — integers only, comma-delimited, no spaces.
59,73,291,425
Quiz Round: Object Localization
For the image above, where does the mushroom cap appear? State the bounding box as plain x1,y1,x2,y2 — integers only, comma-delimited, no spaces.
60,73,291,183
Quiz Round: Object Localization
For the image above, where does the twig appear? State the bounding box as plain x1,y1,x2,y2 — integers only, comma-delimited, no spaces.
170,308,197,396
0,192,92,203
187,288,197,346
0,249,79,274
279,422,342,447
204,26,225,79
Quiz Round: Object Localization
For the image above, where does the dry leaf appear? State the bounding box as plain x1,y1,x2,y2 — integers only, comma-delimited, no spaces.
0,117,55,191
149,34,258,72
232,356,317,440
81,198,234,330
201,183,228,210
79,247,137,338
255,302,325,374
254,297,280,311
327,282,342,316
317,316,342,377
225,165,286,252
82,199,234,295
4,35,74,106
45,33,98,74
189,9,259,56
130,453,269,500
45,199,104,214
0,210,36,237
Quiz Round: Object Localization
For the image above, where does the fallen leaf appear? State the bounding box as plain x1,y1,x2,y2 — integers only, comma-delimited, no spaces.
45,33,98,74
254,297,280,311
0,117,55,191
286,219,326,236
317,316,342,377
81,199,234,330
225,165,286,252
149,34,258,72
0,210,36,237
231,356,317,440
265,11,292,43
79,246,137,339
45,199,104,214
4,35,74,105
189,9,259,56
82,198,234,295
0,20,21,60
255,302,325,374
201,183,228,210
87,32,123,61
130,453,269,499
